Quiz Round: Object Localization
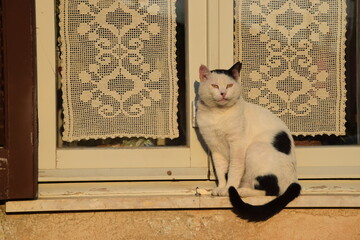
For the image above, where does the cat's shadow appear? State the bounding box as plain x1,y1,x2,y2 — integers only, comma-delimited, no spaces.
193,81,209,153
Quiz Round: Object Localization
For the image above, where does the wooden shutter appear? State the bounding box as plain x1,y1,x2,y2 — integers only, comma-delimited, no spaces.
0,0,37,200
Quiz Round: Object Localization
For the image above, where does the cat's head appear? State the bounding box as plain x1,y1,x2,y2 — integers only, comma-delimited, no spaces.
198,62,242,108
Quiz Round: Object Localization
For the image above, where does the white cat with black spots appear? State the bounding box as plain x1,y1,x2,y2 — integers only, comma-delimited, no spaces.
197,62,301,221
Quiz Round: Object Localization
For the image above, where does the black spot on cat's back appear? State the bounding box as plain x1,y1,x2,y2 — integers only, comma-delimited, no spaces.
272,131,291,155
254,174,280,196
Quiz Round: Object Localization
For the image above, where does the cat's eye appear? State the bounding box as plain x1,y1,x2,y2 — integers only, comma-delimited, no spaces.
226,84,233,89
211,84,219,89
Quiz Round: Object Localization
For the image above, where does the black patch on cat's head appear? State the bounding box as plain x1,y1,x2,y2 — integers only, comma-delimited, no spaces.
210,69,234,78
210,62,242,81
254,174,280,196
272,131,291,155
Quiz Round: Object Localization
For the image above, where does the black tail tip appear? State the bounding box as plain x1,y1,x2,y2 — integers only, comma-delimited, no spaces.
228,183,301,222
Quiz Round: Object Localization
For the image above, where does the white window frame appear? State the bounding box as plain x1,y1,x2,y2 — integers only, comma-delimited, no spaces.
37,0,209,182
6,0,360,212
207,0,360,180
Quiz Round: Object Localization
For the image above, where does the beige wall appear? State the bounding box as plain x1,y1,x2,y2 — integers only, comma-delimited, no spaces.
1,205,359,240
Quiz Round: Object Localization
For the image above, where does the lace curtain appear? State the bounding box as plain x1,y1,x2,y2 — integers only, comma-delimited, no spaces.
60,0,179,141
235,0,347,135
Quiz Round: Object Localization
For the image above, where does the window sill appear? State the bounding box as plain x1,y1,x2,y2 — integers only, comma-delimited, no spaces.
5,180,360,213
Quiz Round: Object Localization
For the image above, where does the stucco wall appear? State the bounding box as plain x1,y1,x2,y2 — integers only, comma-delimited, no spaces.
1,204,359,240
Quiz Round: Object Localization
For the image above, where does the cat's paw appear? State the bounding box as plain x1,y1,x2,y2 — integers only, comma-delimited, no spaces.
212,187,229,196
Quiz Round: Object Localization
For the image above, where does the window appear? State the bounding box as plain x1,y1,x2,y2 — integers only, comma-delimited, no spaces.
38,0,208,182
234,0,360,180
206,0,360,181
4,0,360,210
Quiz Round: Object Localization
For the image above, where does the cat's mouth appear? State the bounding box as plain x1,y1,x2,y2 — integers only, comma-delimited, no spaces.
217,98,230,105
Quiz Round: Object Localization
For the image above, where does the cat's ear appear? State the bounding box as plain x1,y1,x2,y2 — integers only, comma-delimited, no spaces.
199,64,210,82
229,62,242,81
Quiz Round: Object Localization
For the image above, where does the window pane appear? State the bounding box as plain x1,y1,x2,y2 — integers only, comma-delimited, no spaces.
294,0,359,146
57,0,186,148
234,0,358,145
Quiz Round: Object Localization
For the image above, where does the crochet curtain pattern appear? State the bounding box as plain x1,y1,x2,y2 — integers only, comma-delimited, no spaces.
235,0,347,135
60,0,179,141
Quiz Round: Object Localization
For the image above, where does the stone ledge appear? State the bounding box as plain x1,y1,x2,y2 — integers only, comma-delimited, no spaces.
6,180,360,213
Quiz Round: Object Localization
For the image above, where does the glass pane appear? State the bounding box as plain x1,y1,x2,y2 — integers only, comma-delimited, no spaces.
234,0,358,146
294,0,359,146
57,0,186,148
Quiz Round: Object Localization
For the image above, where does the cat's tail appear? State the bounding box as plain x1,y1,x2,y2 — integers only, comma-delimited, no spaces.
228,183,301,222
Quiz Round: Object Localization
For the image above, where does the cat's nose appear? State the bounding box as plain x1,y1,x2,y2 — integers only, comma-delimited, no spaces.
220,92,226,97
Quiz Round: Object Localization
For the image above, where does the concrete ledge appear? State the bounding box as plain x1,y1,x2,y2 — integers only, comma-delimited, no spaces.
6,180,360,213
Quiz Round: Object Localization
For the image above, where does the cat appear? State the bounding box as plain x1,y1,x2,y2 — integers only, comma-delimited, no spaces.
196,62,301,221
